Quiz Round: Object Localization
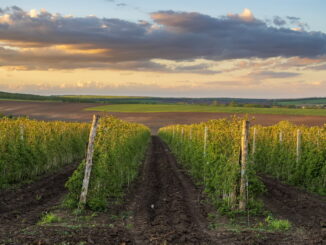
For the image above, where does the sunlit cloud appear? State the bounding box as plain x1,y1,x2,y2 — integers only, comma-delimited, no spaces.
228,8,255,22
0,6,325,97
0,6,325,72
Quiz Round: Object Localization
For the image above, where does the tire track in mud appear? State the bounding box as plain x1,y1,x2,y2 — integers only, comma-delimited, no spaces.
127,136,213,245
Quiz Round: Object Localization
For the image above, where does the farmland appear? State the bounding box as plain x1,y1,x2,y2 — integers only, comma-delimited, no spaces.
1,91,326,107
87,103,326,116
0,111,325,244
1,0,326,243
0,101,325,135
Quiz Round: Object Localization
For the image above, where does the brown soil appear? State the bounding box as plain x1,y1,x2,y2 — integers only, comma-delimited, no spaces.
261,175,326,244
0,163,84,226
0,101,325,134
0,162,134,245
126,136,212,244
0,137,325,244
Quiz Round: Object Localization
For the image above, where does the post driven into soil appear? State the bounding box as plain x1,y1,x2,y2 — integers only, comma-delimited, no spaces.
296,129,301,164
239,120,250,211
79,115,100,208
252,127,256,156
203,126,208,158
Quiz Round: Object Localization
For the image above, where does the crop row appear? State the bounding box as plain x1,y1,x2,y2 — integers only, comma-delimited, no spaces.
0,117,89,189
65,116,151,210
159,119,325,211
253,121,326,195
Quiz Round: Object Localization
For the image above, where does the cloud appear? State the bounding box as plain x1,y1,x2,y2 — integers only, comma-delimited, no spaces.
309,63,326,70
0,7,325,71
171,64,219,74
204,81,252,87
116,3,127,7
227,8,255,22
286,16,309,31
248,71,301,80
273,16,286,26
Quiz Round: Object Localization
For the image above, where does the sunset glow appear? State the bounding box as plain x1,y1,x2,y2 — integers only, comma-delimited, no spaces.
0,1,325,98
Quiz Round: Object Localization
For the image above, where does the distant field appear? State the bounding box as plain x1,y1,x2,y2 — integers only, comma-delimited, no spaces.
61,95,148,99
278,98,326,106
86,104,326,116
0,98,57,103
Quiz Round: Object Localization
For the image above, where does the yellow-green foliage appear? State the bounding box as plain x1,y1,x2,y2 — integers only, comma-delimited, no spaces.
38,212,62,225
253,121,326,195
159,117,264,210
0,117,89,189
65,116,150,211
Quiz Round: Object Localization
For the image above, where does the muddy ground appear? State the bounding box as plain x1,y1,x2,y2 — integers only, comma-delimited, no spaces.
0,101,325,134
0,136,325,244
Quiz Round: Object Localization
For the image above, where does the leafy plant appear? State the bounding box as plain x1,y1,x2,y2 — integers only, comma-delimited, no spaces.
38,212,62,225
264,215,291,231
65,116,150,211
0,117,89,189
158,117,264,211
253,121,326,195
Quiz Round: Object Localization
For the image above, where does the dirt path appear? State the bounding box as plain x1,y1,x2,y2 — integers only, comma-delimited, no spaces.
127,136,212,244
125,137,303,245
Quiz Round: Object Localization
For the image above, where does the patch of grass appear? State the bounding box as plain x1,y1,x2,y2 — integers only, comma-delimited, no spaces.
38,212,62,225
86,104,326,116
126,223,134,229
110,211,132,221
264,215,291,231
35,194,42,201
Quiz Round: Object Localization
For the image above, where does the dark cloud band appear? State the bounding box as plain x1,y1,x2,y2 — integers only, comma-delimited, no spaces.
0,7,325,70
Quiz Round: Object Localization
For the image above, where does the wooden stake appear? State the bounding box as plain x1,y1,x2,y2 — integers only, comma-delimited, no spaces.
252,128,256,156
19,125,24,141
79,115,100,208
239,120,250,211
203,126,208,158
296,129,301,164
279,131,283,143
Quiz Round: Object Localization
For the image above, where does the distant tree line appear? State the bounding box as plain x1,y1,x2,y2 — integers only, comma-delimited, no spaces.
0,91,325,108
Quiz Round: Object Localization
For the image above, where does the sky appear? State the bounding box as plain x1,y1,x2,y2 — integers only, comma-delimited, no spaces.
0,1,326,98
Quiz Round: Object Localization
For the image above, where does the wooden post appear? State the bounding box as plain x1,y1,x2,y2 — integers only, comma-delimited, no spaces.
203,126,208,158
296,129,301,164
19,125,24,141
252,128,256,156
189,128,192,140
79,115,100,208
239,120,250,211
279,131,283,143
